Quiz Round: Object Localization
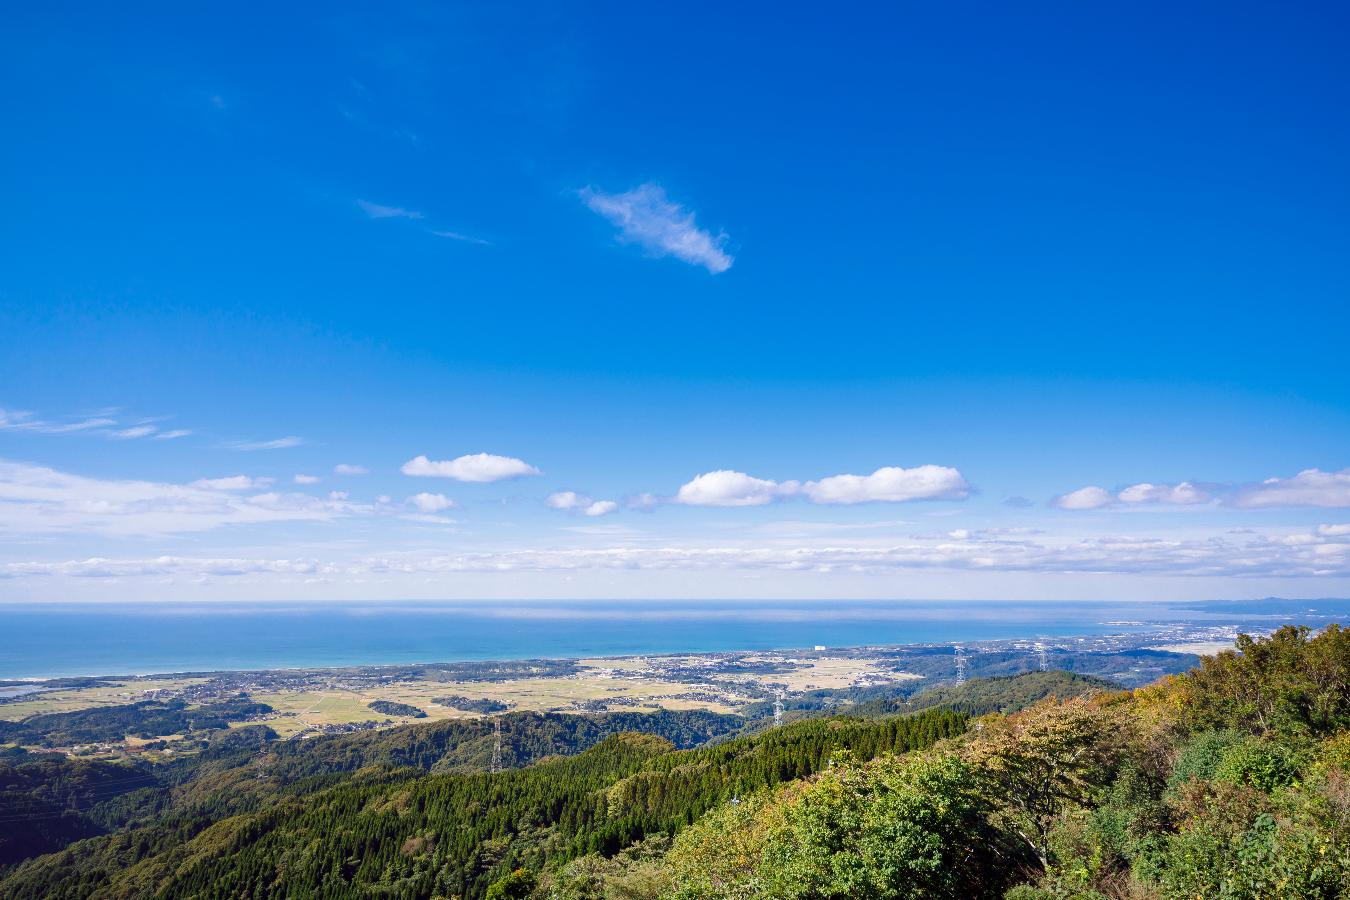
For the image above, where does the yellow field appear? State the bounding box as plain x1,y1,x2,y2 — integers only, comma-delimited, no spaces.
1147,641,1232,657
0,678,209,721
2,653,918,744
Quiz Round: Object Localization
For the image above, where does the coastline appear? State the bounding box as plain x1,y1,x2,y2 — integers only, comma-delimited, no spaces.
1,621,1232,685
4,596,1326,681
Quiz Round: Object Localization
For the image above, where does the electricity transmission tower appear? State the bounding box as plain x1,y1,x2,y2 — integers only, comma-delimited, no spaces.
1036,642,1050,671
772,691,785,728
491,717,503,774
954,644,967,686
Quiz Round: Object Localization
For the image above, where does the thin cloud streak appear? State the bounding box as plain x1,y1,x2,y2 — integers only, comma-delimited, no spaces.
1,408,116,435
226,436,304,451
356,199,423,219
430,230,491,245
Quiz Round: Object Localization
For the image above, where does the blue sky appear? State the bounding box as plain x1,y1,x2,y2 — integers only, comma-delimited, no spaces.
2,2,1348,602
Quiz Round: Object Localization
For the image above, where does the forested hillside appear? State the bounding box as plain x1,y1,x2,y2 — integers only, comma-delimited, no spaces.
0,707,745,870
0,708,965,898
621,625,1350,899
6,626,1350,898
849,669,1116,718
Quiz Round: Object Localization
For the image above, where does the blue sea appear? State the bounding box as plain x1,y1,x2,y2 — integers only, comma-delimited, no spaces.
2,598,1347,680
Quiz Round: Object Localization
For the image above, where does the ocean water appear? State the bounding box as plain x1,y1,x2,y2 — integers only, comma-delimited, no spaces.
1,598,1345,680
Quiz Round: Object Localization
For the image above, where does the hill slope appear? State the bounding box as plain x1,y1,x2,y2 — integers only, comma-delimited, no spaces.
11,629,1350,899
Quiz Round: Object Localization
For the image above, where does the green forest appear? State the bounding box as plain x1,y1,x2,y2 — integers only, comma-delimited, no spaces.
5,627,1350,898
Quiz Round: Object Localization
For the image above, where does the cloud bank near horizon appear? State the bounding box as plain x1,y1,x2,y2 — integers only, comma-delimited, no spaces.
1054,470,1350,511
4,519,1347,585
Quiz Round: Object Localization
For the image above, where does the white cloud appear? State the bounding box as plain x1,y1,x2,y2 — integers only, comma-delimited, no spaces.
0,459,362,536
334,463,369,475
547,491,587,510
190,475,274,491
154,429,192,440
327,490,348,501
1117,482,1211,505
111,425,157,439
294,474,321,485
801,465,970,505
626,492,661,511
547,491,619,517
1053,486,1116,510
408,492,455,512
675,466,969,508
579,183,733,274
357,199,423,220
1232,469,1350,509
401,453,541,482
228,436,304,451
676,470,794,507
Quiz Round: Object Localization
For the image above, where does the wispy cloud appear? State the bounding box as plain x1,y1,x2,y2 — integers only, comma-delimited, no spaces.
357,200,489,247
227,436,304,451
1,406,192,441
1232,468,1350,509
430,230,491,246
190,475,274,491
580,183,733,274
402,453,541,482
0,460,361,537
294,474,321,485
0,408,117,435
357,199,423,220
333,463,369,475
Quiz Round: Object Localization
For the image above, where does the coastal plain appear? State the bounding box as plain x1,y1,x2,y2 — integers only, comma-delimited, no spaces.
0,627,1220,756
